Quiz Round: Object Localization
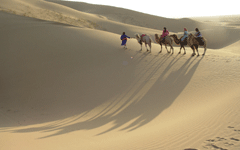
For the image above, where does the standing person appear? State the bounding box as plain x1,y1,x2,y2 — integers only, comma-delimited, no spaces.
160,27,169,42
120,32,131,49
181,28,188,41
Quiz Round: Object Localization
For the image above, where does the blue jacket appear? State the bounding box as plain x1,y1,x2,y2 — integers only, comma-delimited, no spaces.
121,35,130,46
195,31,202,37
181,31,188,41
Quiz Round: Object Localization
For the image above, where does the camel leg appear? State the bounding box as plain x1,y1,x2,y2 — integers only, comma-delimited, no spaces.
168,43,173,54
183,47,186,55
195,45,200,56
191,45,196,56
171,45,174,54
165,45,168,52
140,44,142,51
159,43,162,53
179,46,182,54
145,43,149,51
203,46,207,56
148,43,151,53
165,44,170,53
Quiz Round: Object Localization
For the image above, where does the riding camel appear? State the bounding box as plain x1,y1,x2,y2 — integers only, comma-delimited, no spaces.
170,34,188,54
187,33,207,56
155,34,174,54
135,34,152,52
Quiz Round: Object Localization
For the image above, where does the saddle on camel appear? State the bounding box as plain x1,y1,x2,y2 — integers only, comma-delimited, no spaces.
140,34,146,44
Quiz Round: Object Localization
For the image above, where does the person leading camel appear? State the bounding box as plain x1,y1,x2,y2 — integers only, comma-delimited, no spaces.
160,27,169,42
120,32,131,49
181,28,188,42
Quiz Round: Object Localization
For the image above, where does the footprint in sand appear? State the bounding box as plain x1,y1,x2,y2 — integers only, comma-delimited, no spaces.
230,138,240,141
202,125,240,149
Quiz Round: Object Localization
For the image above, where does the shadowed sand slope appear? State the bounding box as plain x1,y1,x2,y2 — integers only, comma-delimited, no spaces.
1,1,240,150
0,11,205,129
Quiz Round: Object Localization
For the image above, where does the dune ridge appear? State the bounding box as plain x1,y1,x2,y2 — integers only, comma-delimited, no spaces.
0,1,240,150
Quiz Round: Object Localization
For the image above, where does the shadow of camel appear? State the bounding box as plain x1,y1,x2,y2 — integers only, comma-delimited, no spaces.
12,54,203,138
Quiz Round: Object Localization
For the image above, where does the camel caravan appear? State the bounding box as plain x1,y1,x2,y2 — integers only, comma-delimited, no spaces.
121,27,207,56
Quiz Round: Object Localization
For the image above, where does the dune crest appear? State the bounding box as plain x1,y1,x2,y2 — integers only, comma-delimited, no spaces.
0,0,101,29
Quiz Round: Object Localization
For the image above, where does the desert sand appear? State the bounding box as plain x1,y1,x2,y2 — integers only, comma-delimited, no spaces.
0,0,240,150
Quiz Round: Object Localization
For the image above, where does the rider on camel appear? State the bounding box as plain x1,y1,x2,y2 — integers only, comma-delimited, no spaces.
160,27,169,42
181,28,188,42
194,28,204,43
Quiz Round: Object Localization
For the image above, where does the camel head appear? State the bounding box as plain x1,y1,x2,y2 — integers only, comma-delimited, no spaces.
154,34,160,43
135,33,140,39
135,33,141,43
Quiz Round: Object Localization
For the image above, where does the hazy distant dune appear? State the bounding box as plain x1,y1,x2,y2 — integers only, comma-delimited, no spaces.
46,0,213,32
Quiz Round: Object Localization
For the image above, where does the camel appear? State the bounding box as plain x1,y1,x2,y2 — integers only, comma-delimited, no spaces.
154,34,174,54
187,33,207,56
135,34,152,52
170,34,188,54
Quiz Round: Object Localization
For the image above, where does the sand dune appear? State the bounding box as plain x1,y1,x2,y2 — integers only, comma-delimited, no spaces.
45,0,210,31
0,1,240,150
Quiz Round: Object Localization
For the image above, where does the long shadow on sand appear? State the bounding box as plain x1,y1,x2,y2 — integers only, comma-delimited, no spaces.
9,54,203,138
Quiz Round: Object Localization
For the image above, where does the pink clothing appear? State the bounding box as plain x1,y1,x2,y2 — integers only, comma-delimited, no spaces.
161,30,169,37
141,34,146,38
